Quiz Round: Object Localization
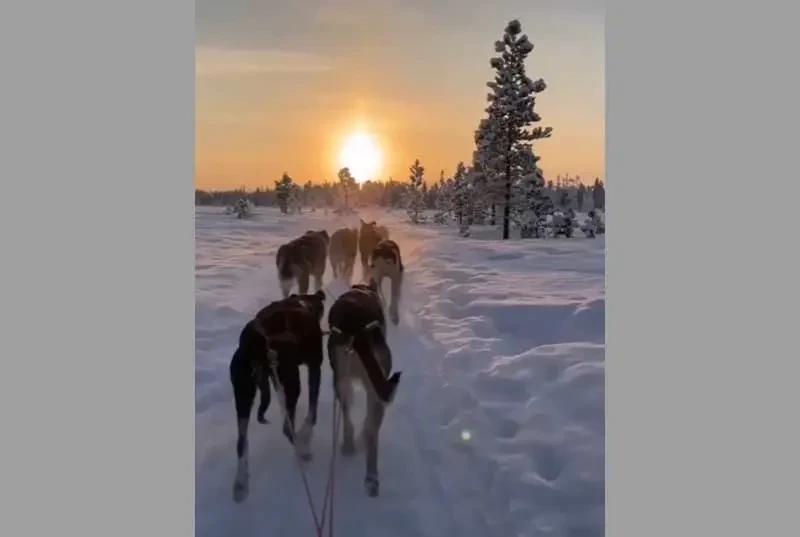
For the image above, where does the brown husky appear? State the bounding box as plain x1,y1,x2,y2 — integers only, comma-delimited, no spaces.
276,230,330,297
329,227,358,282
327,281,402,497
369,239,404,325
358,219,389,278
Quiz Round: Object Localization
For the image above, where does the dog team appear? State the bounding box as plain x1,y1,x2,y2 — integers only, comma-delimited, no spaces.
229,219,404,502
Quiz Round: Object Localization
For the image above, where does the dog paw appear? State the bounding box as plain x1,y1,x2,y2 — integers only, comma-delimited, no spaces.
296,421,314,443
364,475,379,497
233,479,249,503
257,415,269,424
282,422,295,444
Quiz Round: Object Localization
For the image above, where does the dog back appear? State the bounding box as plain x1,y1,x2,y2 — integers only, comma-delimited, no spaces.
328,286,400,403
330,228,358,258
328,287,385,334
370,239,403,272
254,293,324,357
278,231,328,273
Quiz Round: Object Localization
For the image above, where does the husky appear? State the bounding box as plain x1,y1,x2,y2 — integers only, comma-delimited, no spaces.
358,220,389,278
368,239,404,325
328,227,358,282
276,230,330,297
228,291,326,503
327,281,402,497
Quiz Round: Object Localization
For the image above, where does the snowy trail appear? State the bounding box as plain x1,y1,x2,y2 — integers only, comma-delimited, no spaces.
196,206,605,537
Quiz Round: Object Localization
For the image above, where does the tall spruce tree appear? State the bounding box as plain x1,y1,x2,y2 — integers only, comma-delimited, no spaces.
577,182,587,211
337,167,357,210
406,159,426,224
275,172,294,214
476,19,552,239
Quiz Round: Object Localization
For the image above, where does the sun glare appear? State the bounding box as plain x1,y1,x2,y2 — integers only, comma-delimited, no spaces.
338,131,383,183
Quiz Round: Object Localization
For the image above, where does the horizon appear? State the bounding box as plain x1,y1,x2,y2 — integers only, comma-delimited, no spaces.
194,174,604,194
196,0,604,191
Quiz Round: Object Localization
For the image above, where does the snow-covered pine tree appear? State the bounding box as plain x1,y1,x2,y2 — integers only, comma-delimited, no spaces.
275,172,294,214
337,167,357,211
466,164,488,225
289,183,302,213
473,119,502,226
558,188,570,209
577,182,587,211
406,159,426,224
477,19,552,239
592,178,605,211
451,162,474,229
511,146,552,238
433,170,454,224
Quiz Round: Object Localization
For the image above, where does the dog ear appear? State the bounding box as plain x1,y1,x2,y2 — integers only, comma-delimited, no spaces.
314,289,326,302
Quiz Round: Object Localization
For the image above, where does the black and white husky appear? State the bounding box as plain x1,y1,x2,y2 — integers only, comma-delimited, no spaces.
327,281,402,497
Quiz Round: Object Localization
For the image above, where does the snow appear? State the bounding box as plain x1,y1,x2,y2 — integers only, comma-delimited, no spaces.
196,206,605,537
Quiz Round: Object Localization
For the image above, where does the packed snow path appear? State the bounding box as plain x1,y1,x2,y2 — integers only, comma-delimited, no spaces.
196,207,605,537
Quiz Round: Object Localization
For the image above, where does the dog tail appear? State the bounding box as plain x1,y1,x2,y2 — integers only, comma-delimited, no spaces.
351,328,401,404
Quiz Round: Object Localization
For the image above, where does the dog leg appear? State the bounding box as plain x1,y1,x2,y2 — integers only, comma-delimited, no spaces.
389,270,402,326
345,261,354,284
279,278,293,298
297,271,310,295
361,259,370,283
313,272,323,292
278,365,301,449
306,363,321,426
295,362,320,458
330,340,356,455
364,393,385,497
256,374,271,424
231,374,256,503
338,376,356,455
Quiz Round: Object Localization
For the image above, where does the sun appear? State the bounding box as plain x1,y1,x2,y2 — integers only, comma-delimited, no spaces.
338,131,383,183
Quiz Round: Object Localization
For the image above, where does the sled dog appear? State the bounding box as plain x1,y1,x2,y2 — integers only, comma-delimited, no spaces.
327,281,402,497
276,230,330,297
369,239,404,325
228,291,326,503
329,227,358,282
358,220,389,278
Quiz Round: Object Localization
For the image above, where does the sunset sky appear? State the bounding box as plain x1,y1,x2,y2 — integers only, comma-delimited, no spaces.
196,0,604,191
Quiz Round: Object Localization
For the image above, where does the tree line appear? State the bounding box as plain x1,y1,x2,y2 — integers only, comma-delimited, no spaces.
194,173,604,216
